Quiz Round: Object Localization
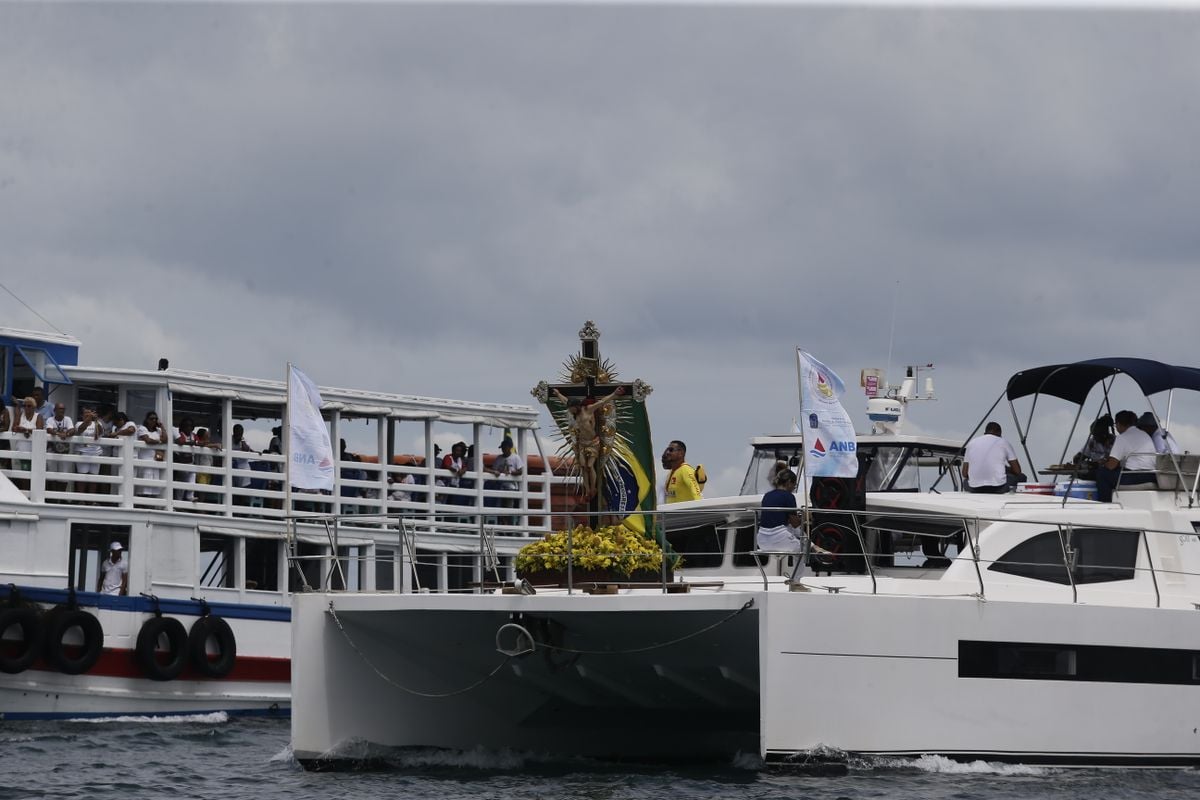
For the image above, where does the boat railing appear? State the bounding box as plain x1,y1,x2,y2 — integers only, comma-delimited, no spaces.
0,429,557,536
297,504,1200,604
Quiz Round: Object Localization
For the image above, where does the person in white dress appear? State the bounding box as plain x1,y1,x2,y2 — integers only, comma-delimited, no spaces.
73,407,104,495
134,411,168,498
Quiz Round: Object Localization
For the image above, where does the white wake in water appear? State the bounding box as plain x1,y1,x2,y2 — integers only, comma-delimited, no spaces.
866,754,1054,776
67,711,230,725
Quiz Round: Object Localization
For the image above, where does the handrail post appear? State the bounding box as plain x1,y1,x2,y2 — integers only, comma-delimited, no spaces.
964,516,985,599
1141,530,1160,608
849,510,876,595
1059,523,1078,603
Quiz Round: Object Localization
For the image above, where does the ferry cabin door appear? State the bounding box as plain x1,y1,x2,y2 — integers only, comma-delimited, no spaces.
69,523,131,593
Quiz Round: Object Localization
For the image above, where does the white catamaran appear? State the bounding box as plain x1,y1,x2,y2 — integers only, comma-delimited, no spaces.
290,357,1200,769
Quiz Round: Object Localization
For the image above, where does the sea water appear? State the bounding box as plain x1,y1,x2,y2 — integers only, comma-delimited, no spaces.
2,715,1199,800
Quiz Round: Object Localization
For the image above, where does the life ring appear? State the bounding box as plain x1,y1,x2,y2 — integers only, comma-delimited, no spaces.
188,615,236,678
0,607,43,674
42,607,103,675
135,616,188,681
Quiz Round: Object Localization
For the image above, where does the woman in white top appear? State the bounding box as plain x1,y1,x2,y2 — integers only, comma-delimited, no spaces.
73,407,105,494
134,411,167,498
10,397,43,485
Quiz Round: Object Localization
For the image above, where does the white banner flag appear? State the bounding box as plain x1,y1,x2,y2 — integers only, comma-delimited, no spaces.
797,349,858,478
287,364,335,491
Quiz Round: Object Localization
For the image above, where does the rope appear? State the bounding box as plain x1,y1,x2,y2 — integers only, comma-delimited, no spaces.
327,601,511,698
532,598,756,656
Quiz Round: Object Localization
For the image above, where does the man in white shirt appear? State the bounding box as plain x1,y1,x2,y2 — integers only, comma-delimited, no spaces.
1137,412,1181,455
1096,410,1158,502
97,541,129,596
487,437,524,524
962,422,1022,494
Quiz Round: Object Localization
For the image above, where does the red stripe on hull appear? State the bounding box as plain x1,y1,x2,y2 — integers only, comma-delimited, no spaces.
25,649,291,682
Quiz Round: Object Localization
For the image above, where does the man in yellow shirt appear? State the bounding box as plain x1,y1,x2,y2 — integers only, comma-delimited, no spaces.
661,440,703,503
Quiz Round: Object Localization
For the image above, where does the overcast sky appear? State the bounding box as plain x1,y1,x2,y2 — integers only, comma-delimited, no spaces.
3,4,1200,496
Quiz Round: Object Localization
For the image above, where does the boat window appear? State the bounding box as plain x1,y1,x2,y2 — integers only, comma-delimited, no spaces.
199,533,236,589
69,524,130,592
289,541,324,592
864,447,918,492
447,554,476,593
989,528,1139,585
68,383,120,424
173,392,224,442
960,641,1078,678
331,546,365,591
665,524,725,569
124,388,159,430
412,549,439,592
14,345,72,387
731,525,761,567
376,547,396,591
245,538,280,592
740,446,803,496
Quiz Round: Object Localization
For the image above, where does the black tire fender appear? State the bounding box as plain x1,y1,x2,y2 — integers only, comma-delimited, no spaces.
42,607,103,675
135,616,188,681
0,606,44,674
188,615,237,678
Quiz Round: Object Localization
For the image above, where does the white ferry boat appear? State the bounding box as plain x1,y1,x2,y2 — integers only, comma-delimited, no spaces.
290,358,1200,769
0,327,558,720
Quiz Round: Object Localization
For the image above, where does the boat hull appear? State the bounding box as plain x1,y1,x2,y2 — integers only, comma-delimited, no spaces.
292,587,1200,768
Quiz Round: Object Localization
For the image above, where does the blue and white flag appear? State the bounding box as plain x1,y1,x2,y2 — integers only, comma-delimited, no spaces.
287,365,335,491
797,349,858,478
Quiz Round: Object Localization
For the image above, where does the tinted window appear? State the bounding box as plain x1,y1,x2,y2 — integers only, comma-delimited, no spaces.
666,524,725,569
989,528,1139,585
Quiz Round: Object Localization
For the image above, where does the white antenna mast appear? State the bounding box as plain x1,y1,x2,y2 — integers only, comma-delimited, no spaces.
884,280,899,394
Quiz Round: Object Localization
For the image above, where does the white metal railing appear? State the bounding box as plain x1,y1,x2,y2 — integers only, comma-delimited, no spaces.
288,504,1200,603
0,430,558,532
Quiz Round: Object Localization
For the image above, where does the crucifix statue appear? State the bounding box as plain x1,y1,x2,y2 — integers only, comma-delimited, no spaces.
532,321,653,519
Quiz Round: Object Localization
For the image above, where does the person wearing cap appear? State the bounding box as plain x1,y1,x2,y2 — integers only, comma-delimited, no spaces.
1137,412,1181,455
1096,410,1158,502
98,541,129,596
487,436,524,524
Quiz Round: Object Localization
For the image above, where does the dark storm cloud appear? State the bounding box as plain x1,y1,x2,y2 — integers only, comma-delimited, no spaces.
3,5,1200,492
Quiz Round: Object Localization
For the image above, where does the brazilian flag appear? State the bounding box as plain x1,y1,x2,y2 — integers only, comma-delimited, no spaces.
603,399,657,538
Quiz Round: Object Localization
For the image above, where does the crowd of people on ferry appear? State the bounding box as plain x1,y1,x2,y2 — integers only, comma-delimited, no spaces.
3,391,534,521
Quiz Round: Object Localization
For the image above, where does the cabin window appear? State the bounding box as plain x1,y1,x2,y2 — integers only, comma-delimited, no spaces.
245,538,280,592
447,553,476,592
376,547,396,591
731,525,762,567
199,533,236,589
331,546,365,591
989,528,1139,585
69,523,130,592
666,524,725,569
289,541,324,592
413,549,440,592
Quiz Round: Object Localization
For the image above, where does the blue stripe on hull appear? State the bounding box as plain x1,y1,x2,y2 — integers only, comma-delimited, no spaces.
0,585,291,623
1,706,291,721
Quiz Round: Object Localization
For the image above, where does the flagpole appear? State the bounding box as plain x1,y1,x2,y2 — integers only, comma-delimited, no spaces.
285,361,293,526
795,349,811,529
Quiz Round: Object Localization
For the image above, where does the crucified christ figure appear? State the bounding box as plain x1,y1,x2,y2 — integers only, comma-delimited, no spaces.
552,385,625,499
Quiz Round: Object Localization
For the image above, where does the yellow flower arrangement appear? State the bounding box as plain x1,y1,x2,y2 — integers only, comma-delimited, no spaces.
515,523,664,577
